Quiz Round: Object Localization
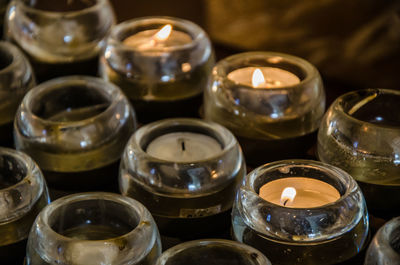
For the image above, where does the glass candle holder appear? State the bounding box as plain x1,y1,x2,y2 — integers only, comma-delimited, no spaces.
120,118,245,240
204,52,325,166
100,16,214,124
155,239,271,265
318,88,400,218
0,41,35,147
232,160,369,265
0,147,49,265
5,0,115,82
14,76,136,196
365,217,400,265
26,192,161,265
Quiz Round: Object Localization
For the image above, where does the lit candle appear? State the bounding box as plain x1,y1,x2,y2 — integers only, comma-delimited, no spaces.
102,18,213,123
146,132,223,162
123,24,192,50
228,67,300,88
259,177,340,208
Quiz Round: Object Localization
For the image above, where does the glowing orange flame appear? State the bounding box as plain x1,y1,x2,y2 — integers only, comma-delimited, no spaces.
280,187,296,206
251,68,265,88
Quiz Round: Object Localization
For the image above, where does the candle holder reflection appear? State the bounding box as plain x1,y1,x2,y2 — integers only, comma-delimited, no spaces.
119,118,245,240
0,147,49,265
14,76,136,196
365,217,400,265
26,192,161,265
0,41,35,147
318,89,400,218
155,239,271,265
204,52,325,166
100,16,214,123
232,160,369,265
5,0,115,82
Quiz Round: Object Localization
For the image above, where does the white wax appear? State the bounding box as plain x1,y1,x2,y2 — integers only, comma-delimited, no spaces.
228,66,300,88
259,177,340,208
123,28,192,50
146,132,223,162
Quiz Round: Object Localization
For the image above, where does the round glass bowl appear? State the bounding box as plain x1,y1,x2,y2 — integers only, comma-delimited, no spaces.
14,76,137,195
232,160,369,265
204,51,325,166
365,217,400,265
5,0,115,82
0,147,49,265
120,118,245,239
155,239,271,265
0,41,35,147
318,88,400,218
100,16,214,123
26,192,161,265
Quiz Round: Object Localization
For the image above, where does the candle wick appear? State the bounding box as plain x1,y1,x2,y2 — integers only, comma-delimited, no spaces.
181,141,185,151
283,199,289,206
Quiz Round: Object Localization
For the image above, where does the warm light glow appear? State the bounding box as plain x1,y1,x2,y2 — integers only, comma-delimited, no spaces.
154,24,172,41
251,68,266,88
280,187,296,206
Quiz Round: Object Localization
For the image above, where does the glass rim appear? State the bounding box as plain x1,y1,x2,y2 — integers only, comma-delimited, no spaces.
155,239,271,265
39,192,155,242
0,41,24,75
379,217,400,256
214,51,319,91
333,88,400,132
0,147,45,222
245,159,358,210
129,118,238,164
22,75,122,127
14,0,109,17
109,16,209,53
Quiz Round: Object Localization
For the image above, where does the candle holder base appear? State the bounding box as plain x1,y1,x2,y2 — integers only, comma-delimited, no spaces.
236,131,317,166
0,122,14,148
0,239,27,265
155,210,232,241
237,221,368,265
43,160,120,194
29,55,99,83
358,181,400,219
131,94,202,124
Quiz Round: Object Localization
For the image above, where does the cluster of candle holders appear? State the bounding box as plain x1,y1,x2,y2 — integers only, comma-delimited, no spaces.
0,0,399,263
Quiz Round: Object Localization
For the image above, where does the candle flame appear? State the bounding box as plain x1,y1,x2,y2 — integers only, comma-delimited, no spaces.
154,24,172,41
251,68,265,88
280,187,296,206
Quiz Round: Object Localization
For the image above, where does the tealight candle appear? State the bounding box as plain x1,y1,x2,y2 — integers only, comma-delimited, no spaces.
101,17,214,123
228,67,300,88
123,24,192,50
232,160,369,265
147,132,222,162
259,177,340,208
204,52,325,166
120,118,246,242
